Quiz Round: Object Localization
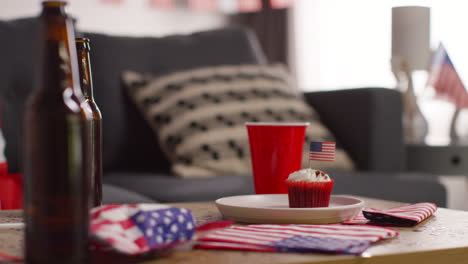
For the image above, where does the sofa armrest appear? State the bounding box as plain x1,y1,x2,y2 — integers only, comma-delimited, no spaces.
304,87,404,171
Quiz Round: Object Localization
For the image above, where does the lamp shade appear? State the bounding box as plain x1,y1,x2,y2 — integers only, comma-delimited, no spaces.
392,6,430,71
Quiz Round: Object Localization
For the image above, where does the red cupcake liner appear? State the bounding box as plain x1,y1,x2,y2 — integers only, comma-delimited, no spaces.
286,179,334,208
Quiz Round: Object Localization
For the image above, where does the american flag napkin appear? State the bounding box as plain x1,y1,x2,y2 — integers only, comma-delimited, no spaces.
343,203,437,226
195,224,398,255
91,204,196,255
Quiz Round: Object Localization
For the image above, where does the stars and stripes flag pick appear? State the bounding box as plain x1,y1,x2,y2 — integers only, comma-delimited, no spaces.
428,43,468,109
309,142,336,162
90,204,196,255
195,224,398,255
343,203,437,226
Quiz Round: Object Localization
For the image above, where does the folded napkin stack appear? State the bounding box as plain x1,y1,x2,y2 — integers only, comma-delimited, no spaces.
343,203,437,226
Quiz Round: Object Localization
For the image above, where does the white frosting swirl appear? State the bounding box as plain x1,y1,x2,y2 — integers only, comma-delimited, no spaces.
286,168,331,182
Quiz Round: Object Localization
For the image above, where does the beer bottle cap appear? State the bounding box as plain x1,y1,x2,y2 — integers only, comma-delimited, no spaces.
42,1,67,8
76,38,91,51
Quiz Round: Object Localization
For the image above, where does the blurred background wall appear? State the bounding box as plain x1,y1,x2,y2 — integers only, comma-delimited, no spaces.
1,0,227,36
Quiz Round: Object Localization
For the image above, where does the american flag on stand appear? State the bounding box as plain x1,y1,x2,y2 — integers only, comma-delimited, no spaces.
91,204,196,255
343,203,437,226
428,43,468,109
309,142,336,162
196,224,398,254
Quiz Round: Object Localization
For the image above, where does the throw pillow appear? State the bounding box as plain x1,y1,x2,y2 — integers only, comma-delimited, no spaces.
123,64,354,178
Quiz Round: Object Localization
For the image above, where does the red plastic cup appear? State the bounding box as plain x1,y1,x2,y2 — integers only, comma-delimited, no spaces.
246,122,309,194
0,162,23,210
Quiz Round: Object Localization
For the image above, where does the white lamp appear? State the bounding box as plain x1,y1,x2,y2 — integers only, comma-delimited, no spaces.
391,6,430,144
392,6,430,72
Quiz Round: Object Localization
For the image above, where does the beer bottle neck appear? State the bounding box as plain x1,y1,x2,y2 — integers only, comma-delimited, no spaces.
38,2,84,101
77,49,94,99
41,1,67,17
41,3,74,44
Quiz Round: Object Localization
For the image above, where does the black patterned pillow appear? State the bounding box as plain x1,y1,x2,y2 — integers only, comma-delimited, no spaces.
123,64,354,178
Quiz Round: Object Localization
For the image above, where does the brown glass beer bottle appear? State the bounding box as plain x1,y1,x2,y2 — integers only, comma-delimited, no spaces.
23,1,90,264
76,38,103,207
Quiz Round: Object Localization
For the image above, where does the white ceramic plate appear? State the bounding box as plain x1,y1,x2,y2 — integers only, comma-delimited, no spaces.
215,194,364,224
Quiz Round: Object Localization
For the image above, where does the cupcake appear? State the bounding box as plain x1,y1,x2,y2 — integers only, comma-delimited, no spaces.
285,168,334,208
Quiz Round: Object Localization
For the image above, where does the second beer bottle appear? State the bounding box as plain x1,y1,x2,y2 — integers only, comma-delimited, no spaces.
76,37,103,207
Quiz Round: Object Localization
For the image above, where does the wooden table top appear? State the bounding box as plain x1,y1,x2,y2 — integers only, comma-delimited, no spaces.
2,196,468,264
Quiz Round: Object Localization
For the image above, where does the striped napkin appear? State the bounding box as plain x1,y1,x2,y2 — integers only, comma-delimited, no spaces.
195,224,399,254
343,203,437,226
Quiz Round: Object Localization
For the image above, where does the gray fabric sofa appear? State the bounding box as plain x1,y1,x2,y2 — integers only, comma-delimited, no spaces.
0,17,447,206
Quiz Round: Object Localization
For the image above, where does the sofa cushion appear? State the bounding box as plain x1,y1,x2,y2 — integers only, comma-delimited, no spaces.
304,88,405,171
103,171,446,206
123,64,355,178
85,27,265,174
105,173,255,203
102,184,156,204
329,171,446,207
0,18,40,173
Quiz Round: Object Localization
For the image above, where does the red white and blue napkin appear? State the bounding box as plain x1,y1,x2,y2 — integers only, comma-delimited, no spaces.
194,203,437,254
0,202,438,261
343,203,437,226
89,203,436,255
195,224,398,255
91,204,196,255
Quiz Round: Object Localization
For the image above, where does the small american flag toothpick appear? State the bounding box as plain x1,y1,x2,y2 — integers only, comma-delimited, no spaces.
309,142,336,162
